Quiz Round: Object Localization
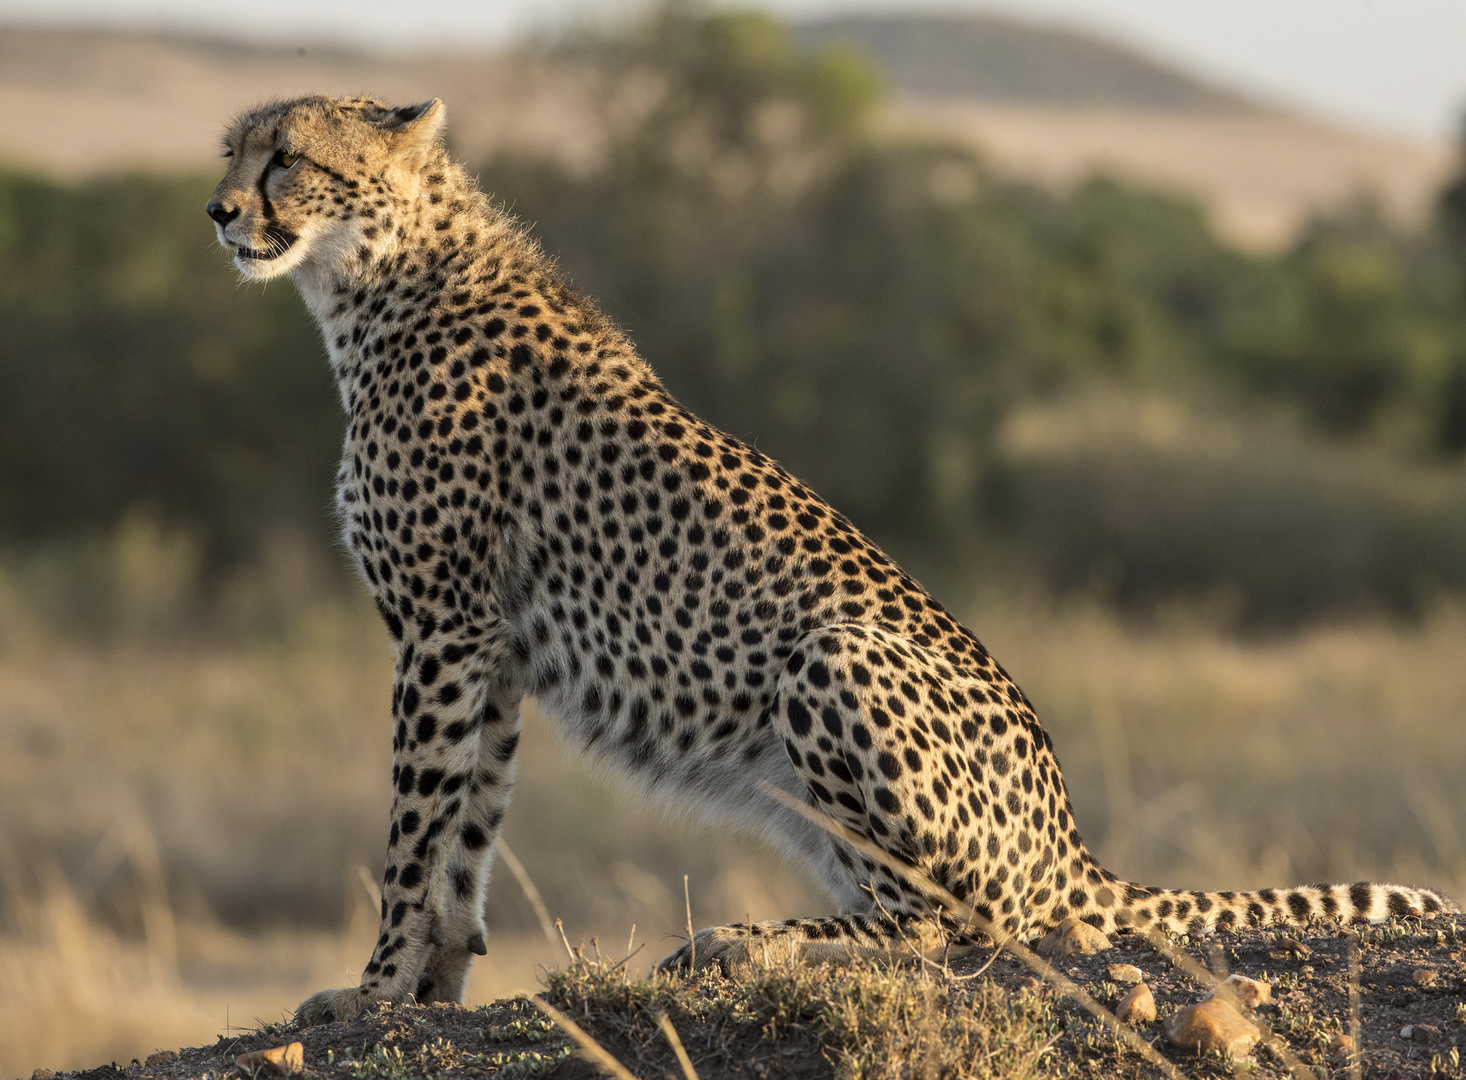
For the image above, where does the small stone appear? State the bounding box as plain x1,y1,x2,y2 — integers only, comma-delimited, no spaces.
1277,937,1312,958
235,1043,304,1076
1116,982,1157,1024
146,1052,178,1066
1035,918,1112,956
1412,968,1439,987
1202,973,1271,1010
32,1070,55,1080
1107,963,1144,984
1400,1026,1413,1040
1298,965,1314,978
1165,998,1261,1057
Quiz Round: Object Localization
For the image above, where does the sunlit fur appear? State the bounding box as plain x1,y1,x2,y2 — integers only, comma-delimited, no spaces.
209,95,1461,1028
209,96,451,288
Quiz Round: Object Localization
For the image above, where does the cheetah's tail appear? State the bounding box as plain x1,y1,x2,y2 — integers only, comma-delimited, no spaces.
1082,880,1460,938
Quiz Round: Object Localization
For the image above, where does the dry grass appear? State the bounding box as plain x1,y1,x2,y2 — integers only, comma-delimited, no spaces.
0,870,572,1077
541,950,1063,1080
981,591,1466,903
0,555,1462,1076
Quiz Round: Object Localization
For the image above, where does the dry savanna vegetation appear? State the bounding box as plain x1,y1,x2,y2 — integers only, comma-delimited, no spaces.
4,5,1466,1079
1,534,1463,1077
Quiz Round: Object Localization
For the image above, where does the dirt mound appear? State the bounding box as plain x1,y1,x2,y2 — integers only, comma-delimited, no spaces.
42,914,1463,1080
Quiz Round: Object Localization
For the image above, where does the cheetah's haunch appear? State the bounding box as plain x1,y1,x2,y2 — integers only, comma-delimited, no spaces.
206,96,1460,1026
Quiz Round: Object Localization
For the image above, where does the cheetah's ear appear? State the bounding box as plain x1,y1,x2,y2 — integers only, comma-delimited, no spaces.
379,99,446,157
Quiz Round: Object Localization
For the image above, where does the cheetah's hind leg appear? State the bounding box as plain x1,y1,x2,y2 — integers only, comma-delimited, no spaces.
660,624,1010,976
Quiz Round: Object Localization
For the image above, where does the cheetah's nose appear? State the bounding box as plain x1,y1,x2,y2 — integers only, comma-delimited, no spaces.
206,200,239,226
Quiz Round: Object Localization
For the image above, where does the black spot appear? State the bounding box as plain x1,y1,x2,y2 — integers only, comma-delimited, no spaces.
786,698,813,736
376,598,404,640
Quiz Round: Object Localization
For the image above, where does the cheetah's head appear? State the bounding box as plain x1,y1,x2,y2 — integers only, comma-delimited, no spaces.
206,95,446,284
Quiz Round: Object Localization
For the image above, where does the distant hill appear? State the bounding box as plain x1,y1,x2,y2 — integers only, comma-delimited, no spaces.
0,17,1446,247
793,13,1252,111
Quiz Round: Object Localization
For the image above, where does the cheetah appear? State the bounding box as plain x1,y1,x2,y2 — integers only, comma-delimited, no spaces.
205,96,1459,1025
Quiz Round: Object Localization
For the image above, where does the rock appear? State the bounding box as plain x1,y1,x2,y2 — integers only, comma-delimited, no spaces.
1004,975,1043,994
1115,982,1156,1024
1413,1024,1439,1044
1412,968,1439,987
145,1052,177,1066
1400,1025,1414,1039
1035,918,1112,956
1107,963,1144,984
1276,937,1312,958
1165,999,1261,1057
1202,973,1271,1010
235,1043,304,1076
32,1071,55,1080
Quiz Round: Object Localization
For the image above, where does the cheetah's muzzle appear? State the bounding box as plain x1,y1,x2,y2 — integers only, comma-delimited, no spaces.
207,94,1461,1028
235,226,299,262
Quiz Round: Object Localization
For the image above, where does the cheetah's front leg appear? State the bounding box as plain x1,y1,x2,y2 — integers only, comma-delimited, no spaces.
408,683,522,1005
296,631,522,1026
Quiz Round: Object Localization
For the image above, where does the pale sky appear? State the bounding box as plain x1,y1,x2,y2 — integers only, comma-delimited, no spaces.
2,0,1463,140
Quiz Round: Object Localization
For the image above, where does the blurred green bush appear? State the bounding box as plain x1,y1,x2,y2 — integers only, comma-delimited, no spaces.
0,172,336,562
4,4,1466,627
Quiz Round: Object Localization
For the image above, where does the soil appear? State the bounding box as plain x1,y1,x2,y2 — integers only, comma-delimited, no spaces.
33,915,1466,1080
959,915,1466,1078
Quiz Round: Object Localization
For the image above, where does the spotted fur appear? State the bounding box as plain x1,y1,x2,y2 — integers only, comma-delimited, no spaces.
205,96,1460,1025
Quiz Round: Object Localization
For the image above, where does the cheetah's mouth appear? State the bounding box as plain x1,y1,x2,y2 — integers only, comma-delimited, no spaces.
235,226,300,262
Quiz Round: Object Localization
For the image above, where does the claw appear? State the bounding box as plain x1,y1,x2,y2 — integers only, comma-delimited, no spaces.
467,933,488,955
429,923,447,947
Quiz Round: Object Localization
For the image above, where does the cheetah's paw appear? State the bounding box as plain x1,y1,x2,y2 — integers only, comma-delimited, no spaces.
658,926,790,978
295,985,385,1027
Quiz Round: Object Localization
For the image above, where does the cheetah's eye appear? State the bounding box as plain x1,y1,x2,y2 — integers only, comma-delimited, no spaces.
272,149,300,170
